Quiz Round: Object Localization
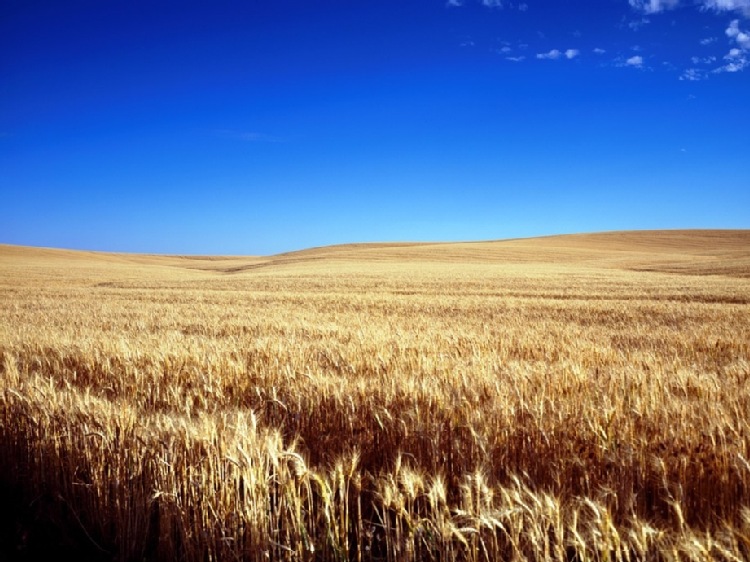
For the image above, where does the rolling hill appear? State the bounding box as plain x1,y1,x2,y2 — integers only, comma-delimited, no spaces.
2,229,749,278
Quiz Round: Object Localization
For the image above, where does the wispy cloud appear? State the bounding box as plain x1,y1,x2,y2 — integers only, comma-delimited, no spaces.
628,17,651,30
447,0,530,9
628,0,680,14
701,0,750,17
628,0,750,16
484,0,531,8
452,0,748,79
680,68,707,80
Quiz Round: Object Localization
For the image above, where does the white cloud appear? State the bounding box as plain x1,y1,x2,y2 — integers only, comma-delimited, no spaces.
726,19,750,48
701,0,750,17
448,0,532,9
626,55,644,66
715,57,749,71
537,49,562,59
628,0,750,16
535,49,579,61
691,55,717,63
506,56,526,62
714,43,749,71
707,21,750,73
593,47,607,54
726,60,748,69
629,0,680,14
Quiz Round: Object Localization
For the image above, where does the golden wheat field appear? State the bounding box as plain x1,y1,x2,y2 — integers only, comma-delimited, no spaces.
1,230,750,561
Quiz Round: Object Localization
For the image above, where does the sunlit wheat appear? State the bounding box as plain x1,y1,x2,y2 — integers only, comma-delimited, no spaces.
1,231,749,560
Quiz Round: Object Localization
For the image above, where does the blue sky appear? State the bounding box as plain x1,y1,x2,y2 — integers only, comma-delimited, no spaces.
2,0,748,255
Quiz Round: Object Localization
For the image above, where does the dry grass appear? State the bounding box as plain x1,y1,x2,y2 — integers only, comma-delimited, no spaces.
1,229,750,561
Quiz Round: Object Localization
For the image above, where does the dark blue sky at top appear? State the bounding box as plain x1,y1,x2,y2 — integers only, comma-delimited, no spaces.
1,0,748,255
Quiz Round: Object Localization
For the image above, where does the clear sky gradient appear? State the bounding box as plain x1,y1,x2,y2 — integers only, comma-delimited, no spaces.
2,0,749,254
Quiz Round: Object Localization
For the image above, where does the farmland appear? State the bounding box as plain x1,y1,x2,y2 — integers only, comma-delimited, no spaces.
1,230,749,561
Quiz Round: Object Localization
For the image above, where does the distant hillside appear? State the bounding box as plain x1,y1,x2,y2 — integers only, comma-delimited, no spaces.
223,230,750,278
2,230,749,278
